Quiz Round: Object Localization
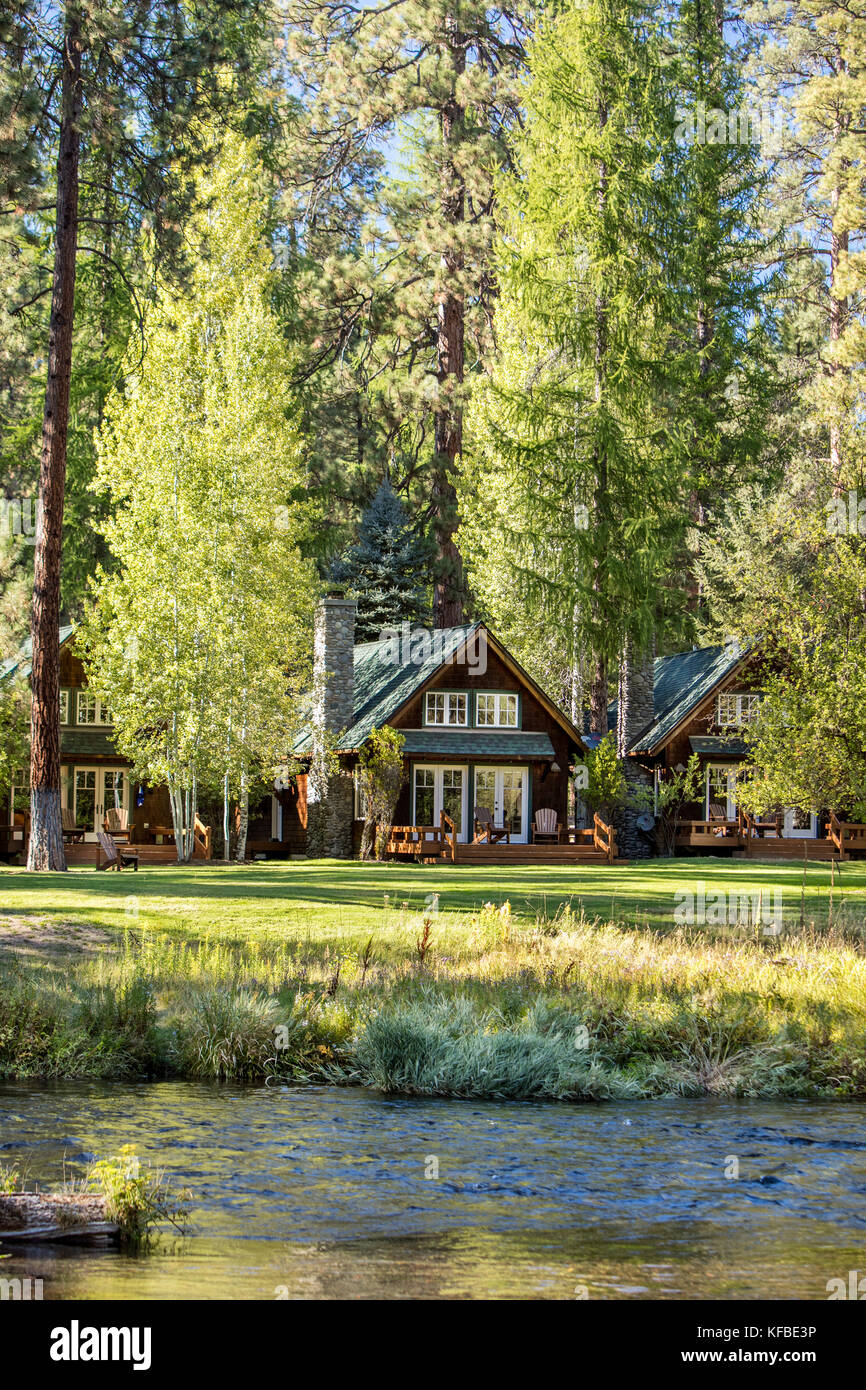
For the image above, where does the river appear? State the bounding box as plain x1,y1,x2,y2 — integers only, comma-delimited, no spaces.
1,1082,864,1299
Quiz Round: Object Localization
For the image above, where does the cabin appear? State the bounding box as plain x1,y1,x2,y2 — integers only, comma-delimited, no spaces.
1,604,615,865
261,597,616,864
619,641,866,860
0,627,211,864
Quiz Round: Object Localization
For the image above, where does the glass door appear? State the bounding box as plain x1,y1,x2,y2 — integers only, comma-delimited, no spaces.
783,807,817,838
73,767,128,840
705,765,737,821
73,767,98,840
474,766,529,843
412,765,469,843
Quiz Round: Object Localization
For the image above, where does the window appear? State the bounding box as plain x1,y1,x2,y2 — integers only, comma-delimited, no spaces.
715,691,761,727
424,691,468,726
76,691,112,726
476,692,518,728
59,689,69,724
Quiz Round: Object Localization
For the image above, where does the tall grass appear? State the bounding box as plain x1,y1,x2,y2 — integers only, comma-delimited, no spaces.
1,902,864,1100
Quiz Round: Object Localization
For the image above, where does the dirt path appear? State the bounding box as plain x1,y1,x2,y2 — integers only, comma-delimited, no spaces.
0,913,113,960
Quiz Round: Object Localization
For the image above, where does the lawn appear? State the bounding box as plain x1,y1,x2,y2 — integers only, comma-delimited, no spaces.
1,858,865,1099
1,856,865,946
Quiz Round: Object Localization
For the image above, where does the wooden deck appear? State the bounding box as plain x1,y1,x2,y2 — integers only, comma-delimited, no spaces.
675,812,866,861
384,812,620,866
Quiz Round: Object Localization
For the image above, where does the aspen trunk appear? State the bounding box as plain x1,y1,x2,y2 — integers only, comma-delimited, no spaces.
28,9,83,872
235,769,249,863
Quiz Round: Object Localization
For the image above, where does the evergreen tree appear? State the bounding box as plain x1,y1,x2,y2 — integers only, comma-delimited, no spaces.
461,0,690,734
746,0,866,488
0,1,264,869
332,479,430,641
283,0,529,626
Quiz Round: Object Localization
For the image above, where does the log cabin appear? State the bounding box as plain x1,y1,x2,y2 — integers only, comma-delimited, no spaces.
614,641,866,860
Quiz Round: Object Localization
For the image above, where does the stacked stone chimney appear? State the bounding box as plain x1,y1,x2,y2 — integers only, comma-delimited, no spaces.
613,636,656,859
306,594,356,859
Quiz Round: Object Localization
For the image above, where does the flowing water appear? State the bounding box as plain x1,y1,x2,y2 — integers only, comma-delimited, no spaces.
1,1082,864,1300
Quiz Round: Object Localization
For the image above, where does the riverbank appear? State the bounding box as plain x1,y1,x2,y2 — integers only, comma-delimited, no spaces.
1,889,864,1099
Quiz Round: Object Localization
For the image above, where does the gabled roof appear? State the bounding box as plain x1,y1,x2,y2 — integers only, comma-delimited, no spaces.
1,624,77,682
293,622,586,755
622,641,750,755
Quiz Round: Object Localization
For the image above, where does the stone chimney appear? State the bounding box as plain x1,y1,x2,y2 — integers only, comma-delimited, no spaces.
306,594,356,859
614,636,656,859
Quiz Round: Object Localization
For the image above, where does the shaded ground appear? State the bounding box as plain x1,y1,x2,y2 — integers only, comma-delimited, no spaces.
0,913,114,960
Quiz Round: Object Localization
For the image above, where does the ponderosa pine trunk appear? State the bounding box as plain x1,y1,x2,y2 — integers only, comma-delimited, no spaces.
432,14,466,630
27,8,82,872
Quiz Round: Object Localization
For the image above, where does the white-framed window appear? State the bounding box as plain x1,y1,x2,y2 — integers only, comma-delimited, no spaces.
424,691,468,726
475,692,519,728
59,689,69,724
76,691,112,726
715,691,761,727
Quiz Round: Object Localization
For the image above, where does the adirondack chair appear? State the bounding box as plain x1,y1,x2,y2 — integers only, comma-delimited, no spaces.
708,801,735,837
96,829,139,872
61,807,86,844
472,805,510,845
532,808,562,843
103,807,131,843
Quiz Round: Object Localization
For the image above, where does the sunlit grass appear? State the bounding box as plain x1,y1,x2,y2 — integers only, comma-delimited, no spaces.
2,890,865,1100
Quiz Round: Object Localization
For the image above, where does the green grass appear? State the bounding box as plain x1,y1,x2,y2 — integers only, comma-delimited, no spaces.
2,855,865,943
1,858,865,1100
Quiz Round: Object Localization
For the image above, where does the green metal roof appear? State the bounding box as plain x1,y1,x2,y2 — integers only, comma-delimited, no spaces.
1,624,76,682
610,642,749,755
399,730,556,760
689,735,750,756
293,624,484,753
61,729,123,760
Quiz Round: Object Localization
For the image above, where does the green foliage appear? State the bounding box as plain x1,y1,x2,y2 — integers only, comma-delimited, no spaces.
0,675,29,802
331,479,430,640
86,1144,189,1249
81,127,319,855
585,733,626,818
358,725,407,859
0,0,269,615
654,753,703,857
699,482,866,819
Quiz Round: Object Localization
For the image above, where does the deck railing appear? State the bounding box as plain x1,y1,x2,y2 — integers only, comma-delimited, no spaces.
194,815,212,860
828,812,866,858
592,813,617,864
440,810,457,863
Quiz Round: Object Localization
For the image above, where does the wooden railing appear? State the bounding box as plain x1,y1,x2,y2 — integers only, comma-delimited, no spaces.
440,810,457,863
828,812,866,859
592,813,617,864
386,823,443,858
194,815,212,860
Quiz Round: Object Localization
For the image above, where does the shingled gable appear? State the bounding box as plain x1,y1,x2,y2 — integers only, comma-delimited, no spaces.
619,641,754,757
292,621,587,756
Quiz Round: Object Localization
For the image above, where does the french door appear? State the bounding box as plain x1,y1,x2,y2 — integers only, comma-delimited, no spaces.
782,807,818,838
474,766,529,843
705,765,738,820
412,765,469,843
72,767,128,841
